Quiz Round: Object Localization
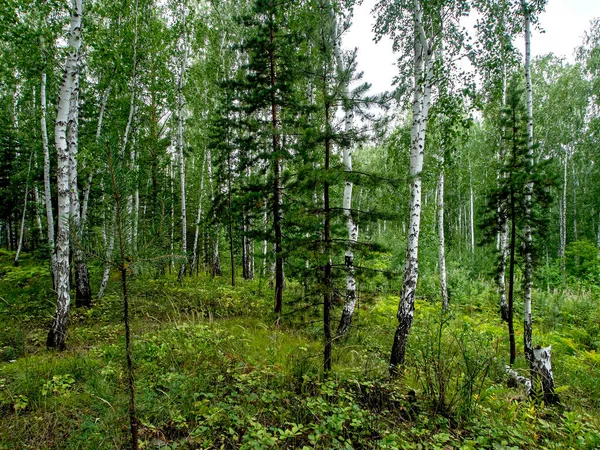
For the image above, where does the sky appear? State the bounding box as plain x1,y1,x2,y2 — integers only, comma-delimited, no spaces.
344,0,600,95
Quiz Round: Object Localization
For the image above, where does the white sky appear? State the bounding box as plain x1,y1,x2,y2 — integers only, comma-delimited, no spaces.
345,0,600,95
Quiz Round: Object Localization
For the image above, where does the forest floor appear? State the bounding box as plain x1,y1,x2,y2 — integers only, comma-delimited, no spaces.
1,250,600,449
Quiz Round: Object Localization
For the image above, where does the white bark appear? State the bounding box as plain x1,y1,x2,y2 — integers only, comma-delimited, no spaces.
191,151,207,275
177,1,188,282
469,161,475,253
207,148,220,275
330,5,358,336
597,211,600,258
81,85,111,225
41,71,58,286
437,170,448,309
560,147,567,276
98,205,116,299
34,186,44,236
47,0,83,350
14,152,34,266
170,160,175,271
391,0,433,370
262,198,268,278
68,70,92,307
523,0,534,369
498,69,509,320
572,161,577,240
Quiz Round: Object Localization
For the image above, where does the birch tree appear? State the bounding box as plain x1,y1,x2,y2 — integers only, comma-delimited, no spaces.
375,0,470,372
329,3,359,337
175,0,188,282
47,0,83,350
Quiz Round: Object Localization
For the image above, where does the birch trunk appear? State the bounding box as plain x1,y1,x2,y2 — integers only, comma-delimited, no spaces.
190,151,207,276
207,148,221,276
82,85,111,226
330,5,359,337
323,99,332,372
269,16,283,324
262,198,268,279
34,186,44,237
560,148,567,277
437,170,448,310
98,204,115,299
523,1,534,371
41,71,58,287
597,211,600,258
469,161,475,253
390,0,433,372
68,72,92,308
572,161,577,240
177,2,188,282
14,152,34,267
498,69,509,321
47,0,83,350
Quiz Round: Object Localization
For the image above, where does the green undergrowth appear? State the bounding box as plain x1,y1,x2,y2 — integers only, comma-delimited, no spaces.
1,252,600,449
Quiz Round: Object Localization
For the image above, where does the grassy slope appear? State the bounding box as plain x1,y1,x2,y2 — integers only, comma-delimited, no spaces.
0,251,599,449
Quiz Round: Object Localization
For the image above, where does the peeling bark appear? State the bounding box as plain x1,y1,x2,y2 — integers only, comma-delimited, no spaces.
41,71,58,287
177,0,188,283
14,152,34,267
437,170,448,310
190,151,207,276
330,4,359,337
68,72,92,308
522,0,534,371
47,0,83,350
390,0,433,373
532,345,557,404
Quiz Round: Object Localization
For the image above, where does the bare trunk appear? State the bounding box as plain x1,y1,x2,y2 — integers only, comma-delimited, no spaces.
14,152,34,267
269,17,283,324
47,0,83,350
469,161,475,253
98,204,116,299
41,71,58,287
498,68,509,321
68,72,92,308
532,345,557,403
437,170,448,309
323,99,332,372
207,148,221,276
560,148,567,277
330,5,358,337
597,211,600,258
190,151,207,275
390,0,432,373
572,160,577,241
523,1,534,371
177,3,188,282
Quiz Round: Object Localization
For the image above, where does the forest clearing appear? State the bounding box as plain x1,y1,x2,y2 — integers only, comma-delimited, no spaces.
1,0,600,448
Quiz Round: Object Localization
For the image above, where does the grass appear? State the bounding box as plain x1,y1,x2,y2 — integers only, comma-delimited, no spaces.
1,250,599,449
